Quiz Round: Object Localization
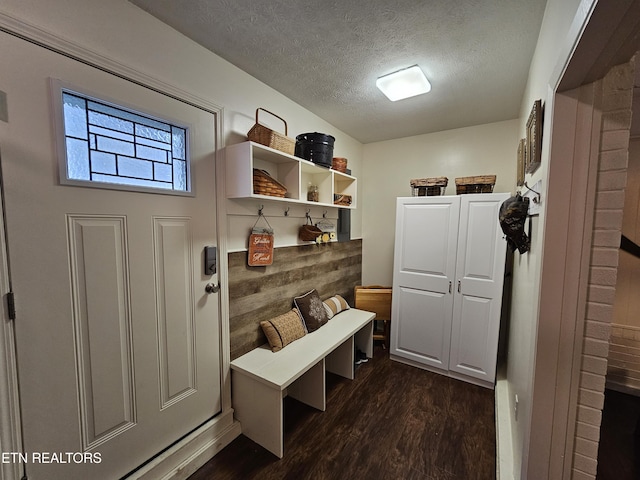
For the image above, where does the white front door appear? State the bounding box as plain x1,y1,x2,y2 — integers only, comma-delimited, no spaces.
390,196,460,370
0,32,221,479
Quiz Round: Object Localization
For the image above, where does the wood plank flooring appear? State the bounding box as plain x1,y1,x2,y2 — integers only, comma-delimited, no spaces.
189,347,496,480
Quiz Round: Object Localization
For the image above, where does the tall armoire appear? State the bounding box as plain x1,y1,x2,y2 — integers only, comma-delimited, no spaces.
389,193,509,388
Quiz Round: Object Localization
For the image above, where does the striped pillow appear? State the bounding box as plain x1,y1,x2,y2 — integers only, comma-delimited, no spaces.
323,295,350,319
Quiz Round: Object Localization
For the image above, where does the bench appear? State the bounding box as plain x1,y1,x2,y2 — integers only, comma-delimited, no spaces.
230,308,375,458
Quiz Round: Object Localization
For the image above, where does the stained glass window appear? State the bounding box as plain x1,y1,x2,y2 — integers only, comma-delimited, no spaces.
61,90,189,192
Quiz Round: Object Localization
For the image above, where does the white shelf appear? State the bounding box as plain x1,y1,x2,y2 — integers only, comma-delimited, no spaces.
224,141,356,209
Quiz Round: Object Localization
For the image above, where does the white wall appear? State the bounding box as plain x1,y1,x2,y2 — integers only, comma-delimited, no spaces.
0,0,364,250
506,0,595,478
360,119,518,286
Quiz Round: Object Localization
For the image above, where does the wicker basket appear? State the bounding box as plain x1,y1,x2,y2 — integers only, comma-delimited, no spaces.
247,108,296,155
410,177,448,196
253,169,287,198
333,194,352,206
332,157,348,173
455,175,496,194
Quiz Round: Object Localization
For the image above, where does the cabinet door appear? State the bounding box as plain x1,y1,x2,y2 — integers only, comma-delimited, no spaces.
449,193,509,384
390,196,460,370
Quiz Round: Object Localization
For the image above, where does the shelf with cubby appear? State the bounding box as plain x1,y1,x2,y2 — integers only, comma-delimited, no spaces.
224,141,356,209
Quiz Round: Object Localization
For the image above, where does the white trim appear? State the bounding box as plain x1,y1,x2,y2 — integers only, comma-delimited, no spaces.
495,371,514,480
0,11,238,480
127,412,241,480
0,148,24,480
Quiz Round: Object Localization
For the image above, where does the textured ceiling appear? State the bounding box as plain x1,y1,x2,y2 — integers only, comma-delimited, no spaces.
129,0,548,144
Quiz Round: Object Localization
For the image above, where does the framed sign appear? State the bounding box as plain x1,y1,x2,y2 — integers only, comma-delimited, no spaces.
525,99,542,174
248,233,274,266
517,138,525,186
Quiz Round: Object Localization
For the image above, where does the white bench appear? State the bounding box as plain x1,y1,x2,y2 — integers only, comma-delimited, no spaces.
230,308,375,458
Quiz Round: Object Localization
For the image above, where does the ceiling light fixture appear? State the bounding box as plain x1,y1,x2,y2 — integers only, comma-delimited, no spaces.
376,65,431,101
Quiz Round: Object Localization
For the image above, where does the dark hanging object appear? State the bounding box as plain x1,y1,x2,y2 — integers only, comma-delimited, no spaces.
499,194,530,254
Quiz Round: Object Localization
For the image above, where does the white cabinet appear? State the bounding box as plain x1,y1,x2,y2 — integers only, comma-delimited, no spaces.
224,141,357,209
389,193,509,388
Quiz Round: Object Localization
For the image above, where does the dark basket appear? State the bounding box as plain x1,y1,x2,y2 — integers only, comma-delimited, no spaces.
410,177,448,196
299,224,323,242
455,175,496,194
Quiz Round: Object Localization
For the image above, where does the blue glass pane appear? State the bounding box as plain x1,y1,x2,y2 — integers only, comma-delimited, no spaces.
96,136,135,156
90,151,116,174
62,93,88,140
88,101,170,132
117,156,153,179
92,174,172,189
137,137,171,151
89,134,96,150
66,137,90,180
89,125,134,143
154,162,172,182
173,160,186,190
136,125,171,143
137,145,167,162
88,111,134,134
172,127,186,160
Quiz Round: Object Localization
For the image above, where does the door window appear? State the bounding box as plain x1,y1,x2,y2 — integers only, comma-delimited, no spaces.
58,88,191,193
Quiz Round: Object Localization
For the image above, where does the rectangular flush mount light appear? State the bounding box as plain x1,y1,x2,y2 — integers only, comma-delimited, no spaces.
376,65,431,101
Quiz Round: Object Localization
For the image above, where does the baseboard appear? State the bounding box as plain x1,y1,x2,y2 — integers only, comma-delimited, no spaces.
495,370,514,480
128,411,241,480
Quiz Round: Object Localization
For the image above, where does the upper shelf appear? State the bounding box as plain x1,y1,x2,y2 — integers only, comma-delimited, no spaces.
224,141,356,209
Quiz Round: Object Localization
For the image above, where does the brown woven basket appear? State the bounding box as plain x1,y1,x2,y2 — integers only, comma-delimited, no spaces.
247,108,295,155
455,175,496,194
299,224,323,241
253,169,287,197
332,157,348,173
333,194,352,206
410,177,448,196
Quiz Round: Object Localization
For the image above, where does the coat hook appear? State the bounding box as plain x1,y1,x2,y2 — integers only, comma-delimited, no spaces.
284,207,290,217
523,182,541,204
258,205,264,216
323,210,327,218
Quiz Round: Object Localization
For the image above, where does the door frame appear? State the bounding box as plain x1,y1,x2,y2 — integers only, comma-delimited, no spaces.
0,13,240,480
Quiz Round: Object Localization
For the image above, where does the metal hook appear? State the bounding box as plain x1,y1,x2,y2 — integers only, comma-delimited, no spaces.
323,210,327,218
523,182,541,204
258,205,264,216
284,207,290,217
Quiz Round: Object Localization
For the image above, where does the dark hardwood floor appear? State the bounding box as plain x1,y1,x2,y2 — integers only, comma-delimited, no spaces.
189,346,496,480
597,389,640,480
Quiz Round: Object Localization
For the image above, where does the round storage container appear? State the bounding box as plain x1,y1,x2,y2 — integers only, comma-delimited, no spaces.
294,132,335,168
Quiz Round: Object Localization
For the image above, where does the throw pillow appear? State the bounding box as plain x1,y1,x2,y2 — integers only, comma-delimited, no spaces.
260,309,306,352
293,289,328,332
323,294,350,319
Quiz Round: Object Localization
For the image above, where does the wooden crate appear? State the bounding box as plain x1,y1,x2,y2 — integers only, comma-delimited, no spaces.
354,285,392,347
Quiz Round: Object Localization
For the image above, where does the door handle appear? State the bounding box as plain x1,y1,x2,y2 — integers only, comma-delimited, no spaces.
205,283,220,294
449,281,452,294
457,280,461,293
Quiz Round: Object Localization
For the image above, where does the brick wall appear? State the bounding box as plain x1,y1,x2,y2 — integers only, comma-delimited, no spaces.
571,59,635,480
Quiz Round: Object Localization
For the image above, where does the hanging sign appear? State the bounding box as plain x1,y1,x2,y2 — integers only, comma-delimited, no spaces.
248,232,274,266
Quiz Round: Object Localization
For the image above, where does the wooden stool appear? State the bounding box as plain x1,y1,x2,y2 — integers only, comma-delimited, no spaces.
354,285,392,349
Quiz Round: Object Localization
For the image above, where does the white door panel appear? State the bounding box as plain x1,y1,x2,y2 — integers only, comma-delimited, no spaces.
392,286,450,370
0,32,221,479
390,197,459,367
450,194,508,383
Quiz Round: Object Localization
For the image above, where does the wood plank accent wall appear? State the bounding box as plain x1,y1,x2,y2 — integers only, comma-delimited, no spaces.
228,239,362,360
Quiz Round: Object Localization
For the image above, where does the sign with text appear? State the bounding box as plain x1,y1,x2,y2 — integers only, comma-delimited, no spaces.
248,233,274,266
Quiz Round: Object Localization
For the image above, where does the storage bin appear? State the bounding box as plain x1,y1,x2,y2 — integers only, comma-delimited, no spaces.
410,177,448,196
294,132,335,168
455,175,496,194
247,108,295,155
